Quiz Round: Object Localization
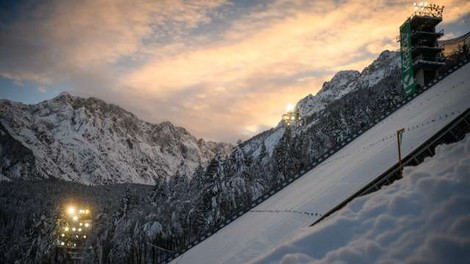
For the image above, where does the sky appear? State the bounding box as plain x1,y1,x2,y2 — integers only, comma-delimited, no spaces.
0,0,469,143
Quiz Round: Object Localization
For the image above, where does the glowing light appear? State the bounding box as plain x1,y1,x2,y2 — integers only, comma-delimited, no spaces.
83,235,87,239
285,103,294,112
67,206,75,215
72,227,76,232
61,233,65,237
85,223,90,228
73,216,79,221
64,227,69,232
60,241,65,246
78,228,82,232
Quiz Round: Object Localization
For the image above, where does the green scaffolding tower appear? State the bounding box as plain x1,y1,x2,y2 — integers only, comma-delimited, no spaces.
399,2,445,96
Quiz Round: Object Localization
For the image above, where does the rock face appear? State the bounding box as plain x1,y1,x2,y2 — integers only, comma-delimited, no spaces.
241,50,401,161
0,93,232,185
296,50,400,118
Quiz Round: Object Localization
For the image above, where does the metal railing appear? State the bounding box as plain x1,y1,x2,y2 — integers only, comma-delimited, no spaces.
311,108,470,227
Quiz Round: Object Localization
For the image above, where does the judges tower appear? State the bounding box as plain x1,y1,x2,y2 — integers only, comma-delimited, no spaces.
399,2,445,95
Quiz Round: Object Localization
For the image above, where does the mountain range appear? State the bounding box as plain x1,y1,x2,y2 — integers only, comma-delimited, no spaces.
0,50,400,185
0,94,231,184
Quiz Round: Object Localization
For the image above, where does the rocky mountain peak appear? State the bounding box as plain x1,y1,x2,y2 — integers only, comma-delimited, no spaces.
294,51,400,119
318,70,361,95
0,95,232,185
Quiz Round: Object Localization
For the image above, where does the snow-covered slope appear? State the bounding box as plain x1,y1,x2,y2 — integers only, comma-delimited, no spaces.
0,93,232,184
240,50,400,163
253,133,470,264
170,62,470,264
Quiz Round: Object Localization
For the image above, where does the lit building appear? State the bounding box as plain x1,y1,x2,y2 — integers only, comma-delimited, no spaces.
282,109,300,126
56,204,92,250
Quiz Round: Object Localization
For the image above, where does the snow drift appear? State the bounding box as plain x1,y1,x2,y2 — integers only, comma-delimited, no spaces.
253,133,470,264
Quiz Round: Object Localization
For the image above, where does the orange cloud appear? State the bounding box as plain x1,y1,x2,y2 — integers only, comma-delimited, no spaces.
1,0,468,142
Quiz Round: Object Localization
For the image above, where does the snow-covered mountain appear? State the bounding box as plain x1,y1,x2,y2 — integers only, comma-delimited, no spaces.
296,50,400,118
0,93,232,184
241,50,401,161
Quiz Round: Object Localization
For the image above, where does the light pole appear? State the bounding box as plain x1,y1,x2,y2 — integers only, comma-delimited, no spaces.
397,128,405,177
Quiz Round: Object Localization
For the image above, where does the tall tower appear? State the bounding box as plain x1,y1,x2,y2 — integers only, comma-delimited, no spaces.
399,2,445,95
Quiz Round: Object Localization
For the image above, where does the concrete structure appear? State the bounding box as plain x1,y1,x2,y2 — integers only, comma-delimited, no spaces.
282,109,300,126
399,2,445,93
409,3,445,87
439,31,470,57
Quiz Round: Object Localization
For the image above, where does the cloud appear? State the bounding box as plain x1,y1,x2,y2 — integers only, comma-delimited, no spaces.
1,0,469,142
37,86,46,93
0,0,227,82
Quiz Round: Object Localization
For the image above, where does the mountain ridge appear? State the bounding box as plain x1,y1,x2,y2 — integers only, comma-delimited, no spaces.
0,50,400,186
0,93,232,184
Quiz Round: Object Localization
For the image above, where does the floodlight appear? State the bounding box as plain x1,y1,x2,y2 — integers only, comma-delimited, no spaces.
67,206,75,215
285,104,294,112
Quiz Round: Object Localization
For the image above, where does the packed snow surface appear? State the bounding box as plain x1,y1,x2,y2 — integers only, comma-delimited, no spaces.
253,134,470,264
171,63,470,264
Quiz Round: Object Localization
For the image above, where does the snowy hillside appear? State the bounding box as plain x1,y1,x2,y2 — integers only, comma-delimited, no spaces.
0,93,232,184
240,50,400,162
296,50,400,118
253,134,470,264
169,61,470,264
147,50,406,251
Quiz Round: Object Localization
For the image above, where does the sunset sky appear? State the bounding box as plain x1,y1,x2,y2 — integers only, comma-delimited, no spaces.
1,0,469,142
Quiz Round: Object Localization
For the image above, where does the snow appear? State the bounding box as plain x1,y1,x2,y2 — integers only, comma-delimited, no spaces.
253,133,470,264
296,51,400,119
0,173,12,182
170,62,470,264
265,127,285,156
143,221,163,239
0,94,232,184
